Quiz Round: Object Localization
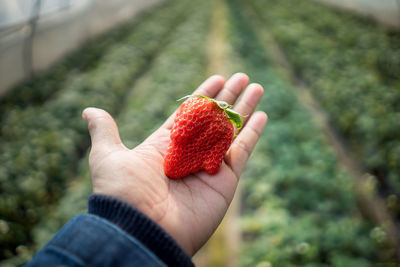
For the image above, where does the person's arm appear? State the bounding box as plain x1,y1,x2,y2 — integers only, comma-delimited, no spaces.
27,194,192,267
27,73,267,266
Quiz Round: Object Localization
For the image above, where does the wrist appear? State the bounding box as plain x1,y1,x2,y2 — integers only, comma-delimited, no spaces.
88,194,194,267
92,187,196,255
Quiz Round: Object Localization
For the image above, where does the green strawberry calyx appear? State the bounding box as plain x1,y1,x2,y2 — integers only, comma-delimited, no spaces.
178,94,246,130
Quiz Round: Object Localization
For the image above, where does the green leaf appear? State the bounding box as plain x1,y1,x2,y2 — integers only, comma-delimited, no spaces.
225,108,244,130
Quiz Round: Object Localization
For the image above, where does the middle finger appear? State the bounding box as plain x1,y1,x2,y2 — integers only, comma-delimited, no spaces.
215,73,249,105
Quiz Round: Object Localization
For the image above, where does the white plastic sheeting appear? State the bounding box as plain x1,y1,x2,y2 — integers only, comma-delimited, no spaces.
0,0,165,97
0,0,88,26
316,0,400,28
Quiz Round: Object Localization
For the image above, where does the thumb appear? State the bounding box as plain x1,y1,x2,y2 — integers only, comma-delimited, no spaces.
82,107,123,152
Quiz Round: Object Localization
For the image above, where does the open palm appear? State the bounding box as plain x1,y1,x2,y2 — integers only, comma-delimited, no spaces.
82,73,267,256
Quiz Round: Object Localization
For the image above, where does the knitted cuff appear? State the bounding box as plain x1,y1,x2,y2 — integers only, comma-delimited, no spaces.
88,194,193,267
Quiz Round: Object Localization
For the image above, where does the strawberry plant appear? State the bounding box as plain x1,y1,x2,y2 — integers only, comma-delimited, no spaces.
226,0,397,265
246,0,400,218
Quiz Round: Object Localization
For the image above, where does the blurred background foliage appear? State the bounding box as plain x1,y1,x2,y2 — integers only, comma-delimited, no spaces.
0,0,399,266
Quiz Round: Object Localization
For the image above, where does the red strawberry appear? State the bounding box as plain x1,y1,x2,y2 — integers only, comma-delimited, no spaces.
164,95,243,179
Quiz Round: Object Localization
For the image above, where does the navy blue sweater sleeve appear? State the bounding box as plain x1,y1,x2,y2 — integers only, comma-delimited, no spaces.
27,194,194,267
88,194,194,267
27,214,166,267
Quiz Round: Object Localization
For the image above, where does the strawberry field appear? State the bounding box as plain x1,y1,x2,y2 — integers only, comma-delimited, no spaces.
0,0,399,266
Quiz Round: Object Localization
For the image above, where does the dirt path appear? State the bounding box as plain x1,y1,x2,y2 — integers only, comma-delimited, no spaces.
242,3,400,260
192,0,241,266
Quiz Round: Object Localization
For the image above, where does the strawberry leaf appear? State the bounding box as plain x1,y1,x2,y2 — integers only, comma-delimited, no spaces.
225,108,244,130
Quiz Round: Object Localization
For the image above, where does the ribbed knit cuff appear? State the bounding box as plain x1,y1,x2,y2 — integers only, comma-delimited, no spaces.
88,194,194,267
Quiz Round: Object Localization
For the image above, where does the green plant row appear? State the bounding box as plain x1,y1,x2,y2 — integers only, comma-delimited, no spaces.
247,0,400,216
0,0,212,265
0,3,164,123
226,0,397,265
0,0,191,260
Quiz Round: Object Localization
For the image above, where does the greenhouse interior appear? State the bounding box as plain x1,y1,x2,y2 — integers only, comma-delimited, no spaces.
1,0,400,266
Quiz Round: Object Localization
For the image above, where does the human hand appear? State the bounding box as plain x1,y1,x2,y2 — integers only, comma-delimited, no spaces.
82,73,267,256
